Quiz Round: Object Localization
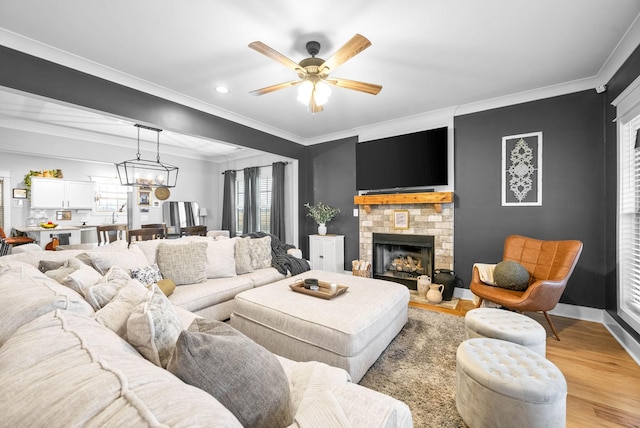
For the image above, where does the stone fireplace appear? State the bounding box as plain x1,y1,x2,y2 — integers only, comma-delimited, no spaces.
356,192,454,288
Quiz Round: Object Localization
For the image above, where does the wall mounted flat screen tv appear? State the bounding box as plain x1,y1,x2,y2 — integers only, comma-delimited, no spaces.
356,127,448,191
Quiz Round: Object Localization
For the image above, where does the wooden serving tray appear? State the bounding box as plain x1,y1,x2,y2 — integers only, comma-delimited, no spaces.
290,280,348,300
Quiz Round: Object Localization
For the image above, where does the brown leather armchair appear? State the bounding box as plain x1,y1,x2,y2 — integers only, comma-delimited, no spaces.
470,235,583,340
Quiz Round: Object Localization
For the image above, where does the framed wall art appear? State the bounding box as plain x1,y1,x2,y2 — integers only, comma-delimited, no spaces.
392,209,410,230
12,188,27,199
502,131,542,206
56,210,72,221
138,191,150,206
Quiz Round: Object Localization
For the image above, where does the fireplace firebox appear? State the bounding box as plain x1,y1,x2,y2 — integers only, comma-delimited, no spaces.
372,233,434,290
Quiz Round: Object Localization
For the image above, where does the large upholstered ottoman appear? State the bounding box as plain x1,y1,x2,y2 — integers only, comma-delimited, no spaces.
230,269,410,383
456,338,567,428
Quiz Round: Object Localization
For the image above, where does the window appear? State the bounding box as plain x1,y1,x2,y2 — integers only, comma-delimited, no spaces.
616,79,640,335
93,177,128,214
235,170,271,235
0,178,4,229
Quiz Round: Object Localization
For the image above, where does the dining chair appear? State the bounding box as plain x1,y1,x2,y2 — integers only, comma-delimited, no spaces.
96,224,128,246
128,227,166,246
180,225,207,236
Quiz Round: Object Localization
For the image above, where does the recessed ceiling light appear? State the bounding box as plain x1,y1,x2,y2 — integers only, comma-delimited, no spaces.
215,86,229,94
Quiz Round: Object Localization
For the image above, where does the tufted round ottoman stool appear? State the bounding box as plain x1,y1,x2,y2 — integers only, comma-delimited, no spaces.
465,307,547,356
456,338,566,428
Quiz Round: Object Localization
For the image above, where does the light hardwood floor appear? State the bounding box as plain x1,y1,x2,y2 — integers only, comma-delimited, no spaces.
410,299,640,428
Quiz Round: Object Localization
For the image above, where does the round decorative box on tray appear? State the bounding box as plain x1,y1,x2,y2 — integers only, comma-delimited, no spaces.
352,259,371,278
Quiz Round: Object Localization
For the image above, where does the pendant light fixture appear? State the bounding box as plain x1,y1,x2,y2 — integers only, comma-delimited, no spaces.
115,124,179,188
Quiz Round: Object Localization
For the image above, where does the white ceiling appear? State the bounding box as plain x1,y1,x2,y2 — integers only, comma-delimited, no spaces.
0,0,639,160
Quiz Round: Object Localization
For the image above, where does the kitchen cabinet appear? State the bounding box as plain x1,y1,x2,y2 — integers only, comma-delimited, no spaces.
309,234,344,273
31,178,94,209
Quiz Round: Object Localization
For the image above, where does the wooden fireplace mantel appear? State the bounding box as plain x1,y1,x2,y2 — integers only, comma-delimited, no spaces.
353,191,454,214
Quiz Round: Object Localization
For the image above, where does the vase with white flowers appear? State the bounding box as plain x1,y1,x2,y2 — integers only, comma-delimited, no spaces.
304,202,340,235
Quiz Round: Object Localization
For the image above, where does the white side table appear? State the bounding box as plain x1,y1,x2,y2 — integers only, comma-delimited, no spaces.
309,234,344,272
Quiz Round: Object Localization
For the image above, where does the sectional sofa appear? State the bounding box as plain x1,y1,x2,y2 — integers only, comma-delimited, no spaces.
0,235,413,427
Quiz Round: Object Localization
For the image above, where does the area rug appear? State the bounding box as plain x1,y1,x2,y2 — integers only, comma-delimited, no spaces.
359,307,467,428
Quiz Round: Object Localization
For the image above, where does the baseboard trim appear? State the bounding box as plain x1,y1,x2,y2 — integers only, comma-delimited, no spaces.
603,312,640,366
454,288,640,365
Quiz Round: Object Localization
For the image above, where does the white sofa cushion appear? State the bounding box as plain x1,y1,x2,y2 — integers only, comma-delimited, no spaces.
0,261,93,345
168,275,256,313
0,310,242,427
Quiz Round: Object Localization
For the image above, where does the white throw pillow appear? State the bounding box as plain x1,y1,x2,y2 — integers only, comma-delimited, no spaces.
130,263,163,286
248,236,272,270
78,245,149,275
234,237,253,275
93,279,149,339
127,285,183,368
83,265,132,310
156,241,208,285
203,238,236,279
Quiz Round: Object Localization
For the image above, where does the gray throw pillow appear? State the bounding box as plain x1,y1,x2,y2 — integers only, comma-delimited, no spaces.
167,318,292,428
493,260,531,291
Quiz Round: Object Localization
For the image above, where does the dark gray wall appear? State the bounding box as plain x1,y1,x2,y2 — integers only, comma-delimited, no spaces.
454,91,605,308
303,136,359,268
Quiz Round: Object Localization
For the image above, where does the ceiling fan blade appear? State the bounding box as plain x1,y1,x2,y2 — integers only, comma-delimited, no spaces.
325,78,382,95
319,34,372,74
250,80,303,96
249,41,304,73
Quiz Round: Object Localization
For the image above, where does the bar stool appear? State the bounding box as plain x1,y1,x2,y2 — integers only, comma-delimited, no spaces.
0,227,35,255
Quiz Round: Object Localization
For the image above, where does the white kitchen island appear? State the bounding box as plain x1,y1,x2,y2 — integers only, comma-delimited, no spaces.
15,226,82,249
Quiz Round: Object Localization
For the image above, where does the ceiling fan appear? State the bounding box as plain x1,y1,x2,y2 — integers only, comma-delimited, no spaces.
248,34,382,113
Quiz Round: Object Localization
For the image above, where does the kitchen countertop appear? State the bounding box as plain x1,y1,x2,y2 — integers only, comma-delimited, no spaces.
16,226,82,232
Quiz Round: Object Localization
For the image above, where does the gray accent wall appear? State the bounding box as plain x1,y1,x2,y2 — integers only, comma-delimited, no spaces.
454,91,605,308
304,136,359,268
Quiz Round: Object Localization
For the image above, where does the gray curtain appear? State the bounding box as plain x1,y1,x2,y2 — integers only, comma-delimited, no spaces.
243,167,259,233
221,170,236,237
271,162,286,242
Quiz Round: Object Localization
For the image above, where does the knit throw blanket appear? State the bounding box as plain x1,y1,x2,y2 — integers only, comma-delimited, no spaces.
242,232,310,276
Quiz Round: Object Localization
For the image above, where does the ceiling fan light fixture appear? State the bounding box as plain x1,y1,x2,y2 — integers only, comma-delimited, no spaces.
115,124,179,188
249,34,379,111
297,80,331,108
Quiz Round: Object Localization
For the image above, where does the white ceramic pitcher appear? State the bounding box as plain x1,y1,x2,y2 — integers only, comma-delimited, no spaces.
427,284,445,304
417,275,431,299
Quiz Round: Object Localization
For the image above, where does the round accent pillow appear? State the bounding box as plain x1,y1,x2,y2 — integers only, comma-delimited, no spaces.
493,260,530,291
